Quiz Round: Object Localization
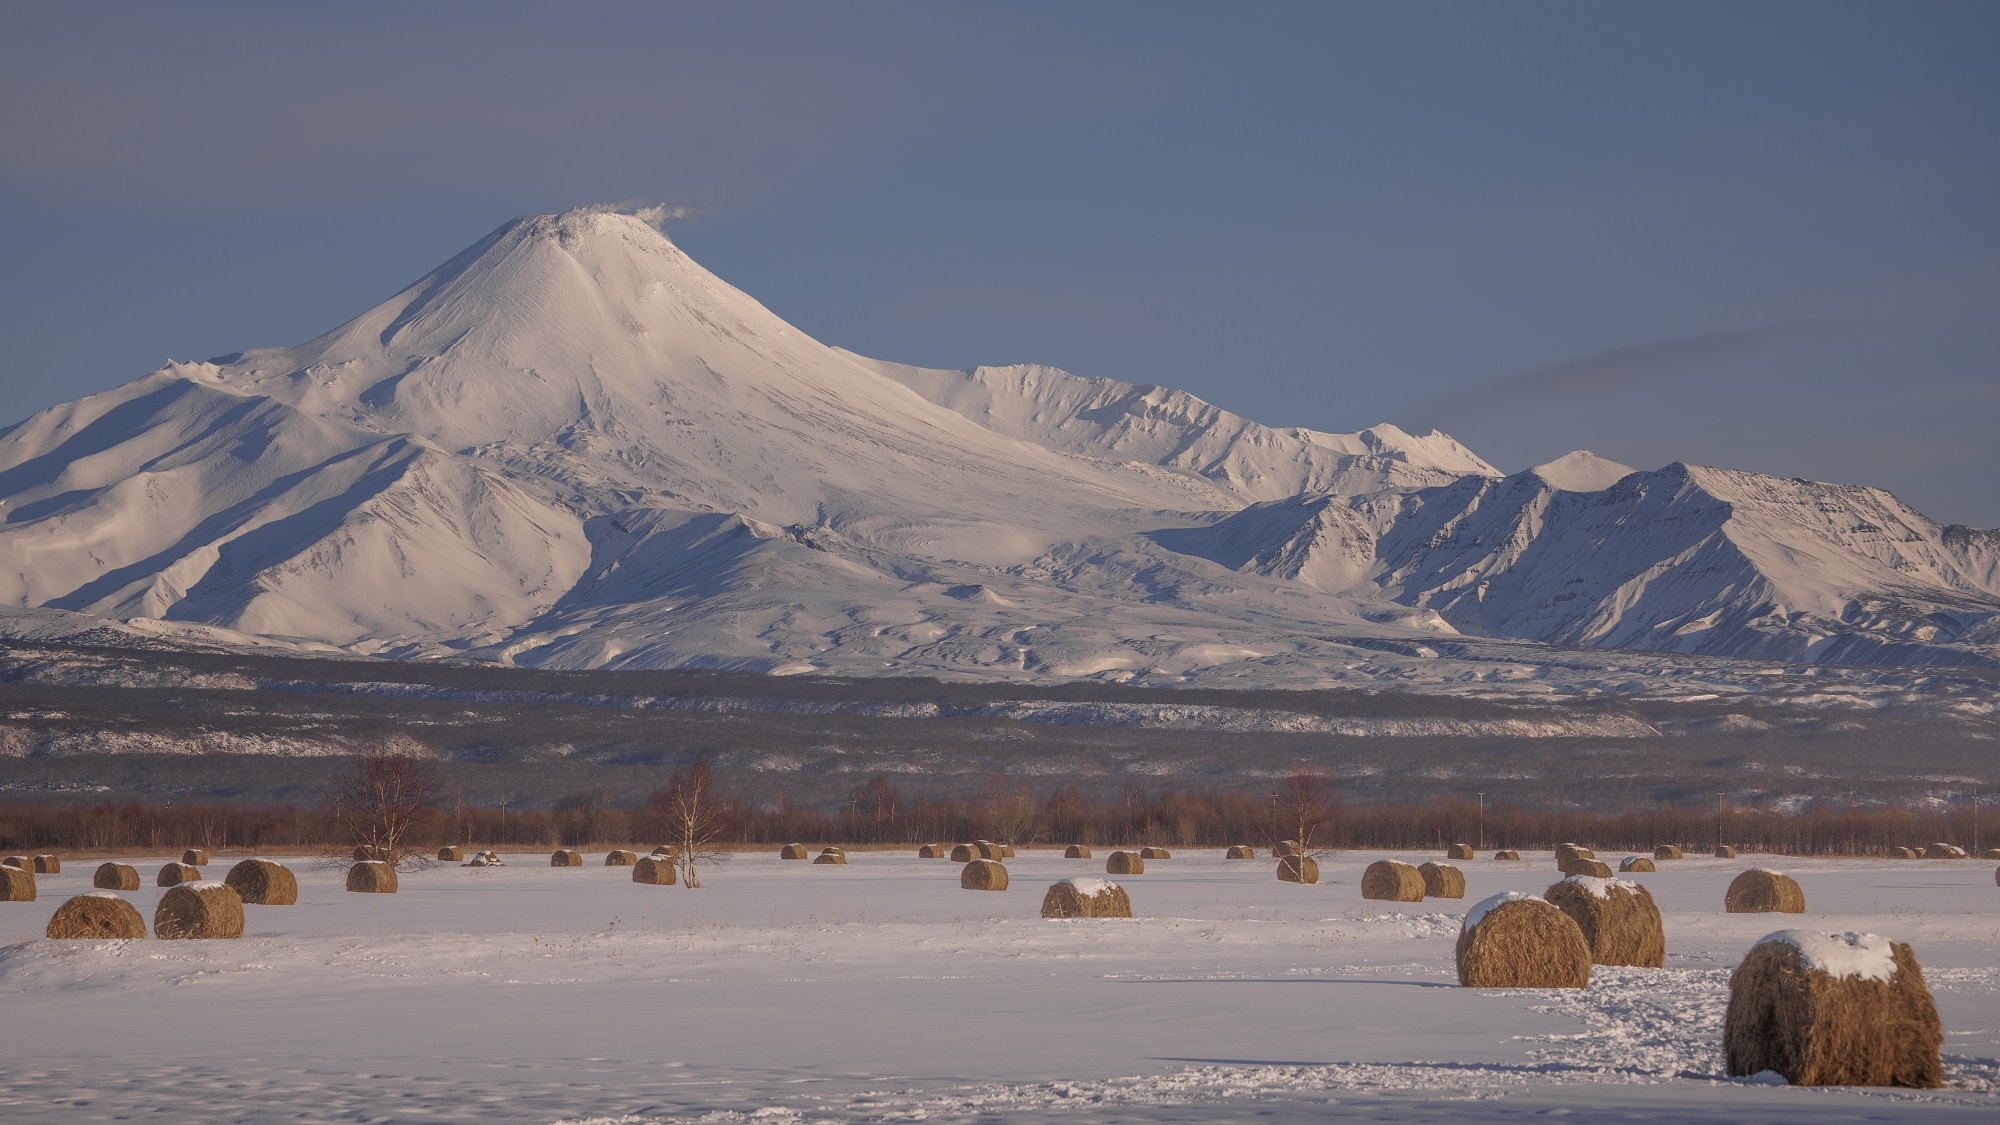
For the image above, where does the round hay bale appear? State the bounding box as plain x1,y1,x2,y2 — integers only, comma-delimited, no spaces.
1545,876,1665,967
157,861,199,887
181,848,209,866
0,864,34,901
1274,840,1302,858
93,862,140,891
1225,845,1255,859
1455,892,1591,988
813,851,848,865
960,859,1009,890
779,843,809,860
1105,850,1145,875
1064,844,1093,859
1727,868,1805,913
1362,860,1425,902
438,846,464,862
223,859,297,906
47,892,147,939
632,855,677,884
1277,855,1319,883
154,881,244,939
351,845,376,862
1889,846,1918,859
1981,847,2000,860
975,842,1003,860
1042,878,1130,917
0,855,25,869
1654,845,1684,860
650,845,678,857
1446,843,1475,860
1139,846,1172,860
1420,862,1466,899
999,844,1017,858
1562,857,1614,878
33,855,60,874
918,844,947,858
551,849,582,867
604,850,638,866
1715,844,1738,859
345,860,398,894
951,844,978,862
1493,849,1521,861
1619,856,1657,873
1555,843,1595,866
1724,930,1941,1086
819,846,846,857
1923,843,1967,859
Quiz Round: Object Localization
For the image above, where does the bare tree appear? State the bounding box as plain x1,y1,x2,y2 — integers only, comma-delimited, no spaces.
328,746,446,868
1271,768,1337,860
653,761,730,887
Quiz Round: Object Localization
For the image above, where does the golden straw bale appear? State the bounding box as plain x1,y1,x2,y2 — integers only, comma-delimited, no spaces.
1274,840,1301,858
1447,843,1475,860
604,850,638,866
181,849,209,866
1277,855,1319,883
1563,858,1614,878
47,892,147,939
1727,868,1806,913
93,862,140,890
438,846,463,862
1619,856,1657,873
1225,845,1256,859
1362,860,1425,901
1545,876,1666,967
949,844,976,862
960,859,1009,890
1065,844,1093,859
0,865,33,901
974,841,1003,860
351,846,377,862
1106,850,1145,875
1654,845,1684,860
919,844,947,858
0,855,25,869
1981,848,2000,860
1493,849,1521,861
223,859,297,906
1555,843,1595,866
157,862,199,887
155,881,244,939
1042,878,1131,918
1725,931,1941,1087
34,855,60,874
650,845,677,856
813,851,848,865
1923,843,1966,859
780,843,809,859
1715,844,1738,858
1139,846,1172,860
632,855,677,884
346,860,398,893
1455,893,1591,988
1890,846,1918,859
551,849,584,867
1420,862,1466,899
999,845,1017,858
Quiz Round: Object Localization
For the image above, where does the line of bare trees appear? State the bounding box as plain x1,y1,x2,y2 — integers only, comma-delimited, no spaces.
1,768,1991,858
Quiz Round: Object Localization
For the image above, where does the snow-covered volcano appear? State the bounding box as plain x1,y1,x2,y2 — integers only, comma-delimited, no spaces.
1,208,1995,683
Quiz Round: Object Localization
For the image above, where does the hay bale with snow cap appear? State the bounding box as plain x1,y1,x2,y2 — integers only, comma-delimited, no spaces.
1419,862,1465,899
1727,869,1805,913
1139,846,1171,860
1981,847,2000,860
632,855,677,884
1654,845,1683,860
950,844,978,862
154,881,244,939
1225,845,1255,859
1923,843,1966,859
604,850,638,866
94,862,140,890
1362,860,1424,901
47,892,146,939
1545,875,1665,967
1446,843,1475,860
918,844,947,858
1715,844,1737,858
1455,892,1591,988
1106,850,1145,875
1493,849,1520,861
1555,843,1594,867
1619,856,1656,873
1274,840,1302,858
1563,857,1614,878
157,861,199,887
813,850,848,865
999,844,1017,858
2,855,28,870
960,859,1009,890
1065,844,1093,859
1277,855,1319,883
223,859,297,905
181,848,209,866
973,841,1002,860
0,864,34,901
551,849,582,867
437,846,463,862
780,843,809,859
1725,930,1941,1087
34,855,60,874
346,861,398,893
1042,878,1130,918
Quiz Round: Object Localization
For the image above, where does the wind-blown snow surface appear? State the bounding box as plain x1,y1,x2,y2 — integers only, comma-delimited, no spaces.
1,207,1996,683
0,850,1994,1122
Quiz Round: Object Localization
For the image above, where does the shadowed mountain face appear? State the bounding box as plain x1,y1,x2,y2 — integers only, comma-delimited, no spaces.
1,208,1995,685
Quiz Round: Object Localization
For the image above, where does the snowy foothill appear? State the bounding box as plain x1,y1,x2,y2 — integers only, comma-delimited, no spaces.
2,848,1995,1122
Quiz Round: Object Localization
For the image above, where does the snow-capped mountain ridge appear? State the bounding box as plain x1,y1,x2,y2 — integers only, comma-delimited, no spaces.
1,207,1994,682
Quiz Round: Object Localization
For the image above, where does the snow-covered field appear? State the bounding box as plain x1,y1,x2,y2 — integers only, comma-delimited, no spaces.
3,849,1996,1123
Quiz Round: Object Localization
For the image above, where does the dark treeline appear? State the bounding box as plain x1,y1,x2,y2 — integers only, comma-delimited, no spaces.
1,778,1991,856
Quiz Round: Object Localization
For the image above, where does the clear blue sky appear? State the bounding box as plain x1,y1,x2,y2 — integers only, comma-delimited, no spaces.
4,1,1996,523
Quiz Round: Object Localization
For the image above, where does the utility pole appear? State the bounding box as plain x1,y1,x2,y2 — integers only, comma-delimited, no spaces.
1477,792,1485,851
1717,792,1725,850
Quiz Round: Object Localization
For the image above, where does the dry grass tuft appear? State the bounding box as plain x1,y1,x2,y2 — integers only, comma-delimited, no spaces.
1106,850,1146,875
345,860,398,894
604,850,638,866
1725,934,1941,1086
155,882,244,939
1042,880,1131,917
632,855,677,884
0,864,33,901
780,843,810,860
1065,844,1093,859
1277,855,1320,883
1362,860,1425,902
181,849,210,866
1139,846,1172,859
1654,845,1684,860
157,862,199,887
93,862,140,890
1226,845,1256,859
223,859,297,905
960,859,1009,890
47,893,146,939
1727,869,1806,913
1619,856,1657,872
1456,896,1591,988
1545,877,1665,967
1420,862,1466,899
1447,843,1475,860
